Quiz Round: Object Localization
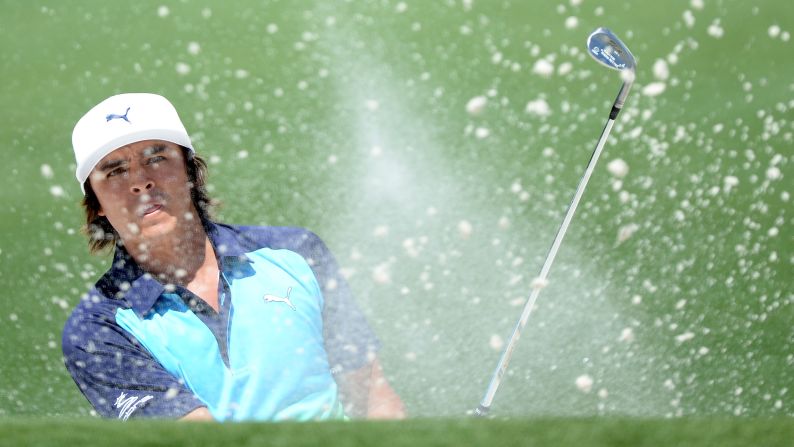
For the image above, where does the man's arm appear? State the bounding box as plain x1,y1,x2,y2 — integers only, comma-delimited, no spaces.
366,358,406,419
62,295,209,420
336,357,406,419
180,407,215,421
296,231,404,418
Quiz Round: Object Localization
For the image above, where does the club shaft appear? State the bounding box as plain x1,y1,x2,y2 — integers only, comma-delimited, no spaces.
476,113,618,416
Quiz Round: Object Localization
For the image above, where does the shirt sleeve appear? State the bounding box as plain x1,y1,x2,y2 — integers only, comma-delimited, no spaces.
61,293,206,420
299,231,382,373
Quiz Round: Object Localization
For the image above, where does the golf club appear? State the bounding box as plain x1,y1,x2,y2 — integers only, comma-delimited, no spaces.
474,27,636,417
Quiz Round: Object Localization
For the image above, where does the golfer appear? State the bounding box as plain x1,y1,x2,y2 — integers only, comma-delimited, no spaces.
61,93,405,421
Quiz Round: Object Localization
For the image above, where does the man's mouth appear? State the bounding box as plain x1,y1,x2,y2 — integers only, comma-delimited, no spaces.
139,203,163,217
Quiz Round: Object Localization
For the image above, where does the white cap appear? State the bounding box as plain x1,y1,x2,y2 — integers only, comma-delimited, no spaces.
72,93,194,193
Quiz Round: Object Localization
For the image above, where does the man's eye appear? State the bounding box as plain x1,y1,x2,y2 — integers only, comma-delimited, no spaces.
147,156,166,165
107,167,127,178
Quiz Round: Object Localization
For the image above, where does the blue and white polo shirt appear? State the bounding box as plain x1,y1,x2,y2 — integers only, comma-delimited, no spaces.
62,222,379,421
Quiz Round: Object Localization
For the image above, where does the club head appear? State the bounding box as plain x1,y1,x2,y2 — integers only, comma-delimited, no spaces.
587,28,635,73
587,27,636,113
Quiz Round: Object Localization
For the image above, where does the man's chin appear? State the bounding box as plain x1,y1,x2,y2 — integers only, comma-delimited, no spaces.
122,217,178,246
140,218,179,239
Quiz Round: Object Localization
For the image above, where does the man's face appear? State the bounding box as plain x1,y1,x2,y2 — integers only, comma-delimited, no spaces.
88,140,196,250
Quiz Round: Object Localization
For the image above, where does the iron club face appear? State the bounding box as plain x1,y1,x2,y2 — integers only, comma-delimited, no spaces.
587,27,636,114
587,27,636,72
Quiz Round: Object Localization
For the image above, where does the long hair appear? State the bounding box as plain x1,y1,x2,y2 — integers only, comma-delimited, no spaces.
82,146,215,254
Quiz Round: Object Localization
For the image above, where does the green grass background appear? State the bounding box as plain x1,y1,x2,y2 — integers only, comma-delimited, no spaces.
0,0,791,441
3,417,794,447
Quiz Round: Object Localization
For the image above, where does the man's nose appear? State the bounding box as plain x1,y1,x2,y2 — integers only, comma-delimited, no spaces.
129,170,154,194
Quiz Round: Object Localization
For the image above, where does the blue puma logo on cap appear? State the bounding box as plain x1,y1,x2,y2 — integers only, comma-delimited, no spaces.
106,107,131,123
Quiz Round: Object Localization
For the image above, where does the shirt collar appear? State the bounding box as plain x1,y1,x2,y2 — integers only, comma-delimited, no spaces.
205,221,252,263
110,221,251,317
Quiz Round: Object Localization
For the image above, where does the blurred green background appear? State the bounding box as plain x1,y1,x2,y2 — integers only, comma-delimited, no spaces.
0,0,791,419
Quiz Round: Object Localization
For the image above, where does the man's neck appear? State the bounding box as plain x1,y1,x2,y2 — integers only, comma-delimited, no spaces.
125,219,216,287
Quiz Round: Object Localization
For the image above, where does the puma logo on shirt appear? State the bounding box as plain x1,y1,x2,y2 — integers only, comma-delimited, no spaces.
263,287,296,311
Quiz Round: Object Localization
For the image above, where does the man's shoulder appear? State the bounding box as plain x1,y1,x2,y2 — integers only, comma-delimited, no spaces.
65,279,127,322
61,284,128,352
63,256,142,331
215,222,325,252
